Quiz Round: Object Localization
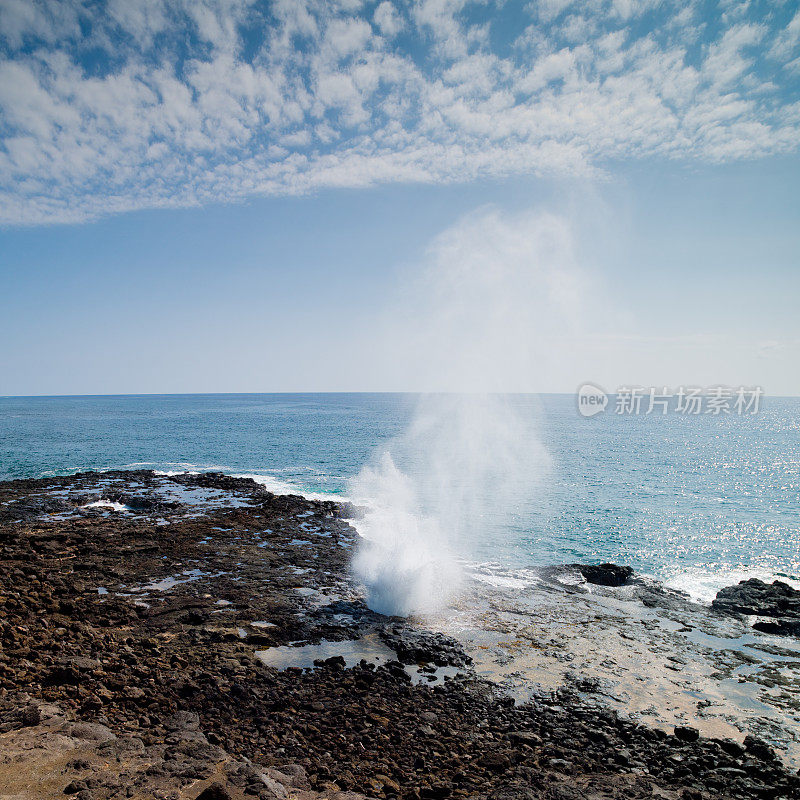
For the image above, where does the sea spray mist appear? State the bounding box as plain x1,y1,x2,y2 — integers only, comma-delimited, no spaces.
349,208,587,616
349,393,549,616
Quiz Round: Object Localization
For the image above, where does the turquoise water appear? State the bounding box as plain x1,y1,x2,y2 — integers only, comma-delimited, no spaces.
1,393,798,600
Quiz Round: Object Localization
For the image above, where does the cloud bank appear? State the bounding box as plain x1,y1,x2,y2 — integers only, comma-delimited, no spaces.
1,0,799,225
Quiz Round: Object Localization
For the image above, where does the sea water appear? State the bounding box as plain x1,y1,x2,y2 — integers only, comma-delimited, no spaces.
0,393,797,602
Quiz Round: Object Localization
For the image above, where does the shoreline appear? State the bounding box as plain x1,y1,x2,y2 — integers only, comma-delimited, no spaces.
1,469,798,799
5,461,797,605
424,563,800,766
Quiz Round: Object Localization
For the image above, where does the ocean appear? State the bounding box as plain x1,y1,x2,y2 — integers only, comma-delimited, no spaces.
1,392,798,602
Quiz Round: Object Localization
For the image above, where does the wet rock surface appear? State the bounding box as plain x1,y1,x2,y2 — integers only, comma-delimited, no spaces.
0,470,798,799
574,563,634,587
713,579,800,637
379,625,472,668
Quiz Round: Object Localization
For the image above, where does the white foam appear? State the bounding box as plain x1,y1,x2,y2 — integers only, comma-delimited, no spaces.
234,472,344,503
467,563,542,590
349,451,462,617
116,465,346,504
471,572,531,589
155,469,200,476
665,568,800,605
123,462,203,475
470,568,532,589
84,499,129,512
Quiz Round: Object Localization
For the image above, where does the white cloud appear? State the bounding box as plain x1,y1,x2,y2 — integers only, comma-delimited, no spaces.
703,22,765,87
768,9,800,63
373,1,403,37
0,0,82,47
518,47,580,92
324,16,374,57
532,0,575,24
0,0,798,225
105,0,170,47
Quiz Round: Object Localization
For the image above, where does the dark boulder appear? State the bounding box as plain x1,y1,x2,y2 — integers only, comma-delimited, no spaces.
743,735,776,762
752,618,800,636
194,784,233,800
712,578,800,637
380,624,472,668
477,752,511,772
315,655,346,670
577,563,634,587
674,726,699,742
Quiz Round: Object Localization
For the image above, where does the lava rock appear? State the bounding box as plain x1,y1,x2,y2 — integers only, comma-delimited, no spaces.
743,735,776,761
194,784,233,800
577,563,634,587
478,752,511,772
712,579,800,637
18,704,41,727
674,726,700,743
379,625,472,668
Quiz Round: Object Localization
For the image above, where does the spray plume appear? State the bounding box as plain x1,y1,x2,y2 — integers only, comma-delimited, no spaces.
350,208,586,616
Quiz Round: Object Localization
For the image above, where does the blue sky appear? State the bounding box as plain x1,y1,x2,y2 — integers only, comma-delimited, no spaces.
1,0,799,395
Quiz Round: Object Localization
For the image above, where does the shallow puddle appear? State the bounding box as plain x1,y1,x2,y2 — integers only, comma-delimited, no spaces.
255,635,464,686
256,635,395,670
125,568,225,594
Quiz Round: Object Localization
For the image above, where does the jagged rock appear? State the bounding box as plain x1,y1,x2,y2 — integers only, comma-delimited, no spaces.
166,710,201,731
379,625,472,667
744,735,776,761
2,470,800,800
478,752,511,771
267,764,309,789
674,726,699,742
315,655,346,670
576,563,634,587
195,784,234,800
712,579,800,636
68,722,117,743
18,704,41,727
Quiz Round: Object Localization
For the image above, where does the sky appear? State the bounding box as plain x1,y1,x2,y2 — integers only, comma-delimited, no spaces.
0,0,799,395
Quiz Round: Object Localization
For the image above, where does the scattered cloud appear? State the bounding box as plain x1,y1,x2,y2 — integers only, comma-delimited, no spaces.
0,0,798,225
374,1,404,37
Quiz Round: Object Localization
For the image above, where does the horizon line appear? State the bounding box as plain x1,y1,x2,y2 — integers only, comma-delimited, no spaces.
1,390,798,400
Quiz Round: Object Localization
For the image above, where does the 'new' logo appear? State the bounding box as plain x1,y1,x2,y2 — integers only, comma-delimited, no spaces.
577,383,608,417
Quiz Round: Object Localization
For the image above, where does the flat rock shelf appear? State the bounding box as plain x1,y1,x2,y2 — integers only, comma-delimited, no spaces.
0,470,798,799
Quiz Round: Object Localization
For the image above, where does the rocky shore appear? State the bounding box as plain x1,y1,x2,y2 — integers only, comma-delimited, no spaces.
1,471,798,799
